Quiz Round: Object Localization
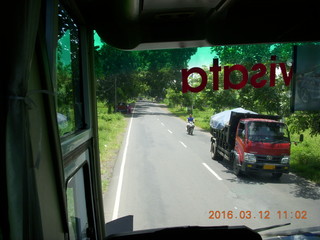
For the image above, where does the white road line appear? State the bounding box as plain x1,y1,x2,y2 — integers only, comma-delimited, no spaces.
161,122,165,126
168,129,173,134
179,141,187,148
112,111,134,220
202,163,223,181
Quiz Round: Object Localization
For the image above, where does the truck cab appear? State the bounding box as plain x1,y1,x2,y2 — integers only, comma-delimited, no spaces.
234,118,291,178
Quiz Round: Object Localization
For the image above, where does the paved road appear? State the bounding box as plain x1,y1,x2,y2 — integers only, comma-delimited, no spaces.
104,101,320,237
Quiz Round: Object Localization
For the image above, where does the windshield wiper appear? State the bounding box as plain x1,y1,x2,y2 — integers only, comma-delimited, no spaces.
254,222,291,233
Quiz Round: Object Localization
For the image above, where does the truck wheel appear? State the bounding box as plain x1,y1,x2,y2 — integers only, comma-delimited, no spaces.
233,155,242,176
210,143,218,160
272,173,282,179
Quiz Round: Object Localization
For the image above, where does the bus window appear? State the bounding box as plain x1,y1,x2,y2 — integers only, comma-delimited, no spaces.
67,163,95,240
56,3,84,136
67,167,89,239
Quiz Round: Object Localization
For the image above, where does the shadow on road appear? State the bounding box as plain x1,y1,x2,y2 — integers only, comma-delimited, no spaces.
218,160,320,200
289,175,320,200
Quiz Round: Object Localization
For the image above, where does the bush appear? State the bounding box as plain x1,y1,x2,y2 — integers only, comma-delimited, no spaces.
290,131,320,184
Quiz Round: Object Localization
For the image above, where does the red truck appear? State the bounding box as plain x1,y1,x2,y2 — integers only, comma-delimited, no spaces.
210,108,297,178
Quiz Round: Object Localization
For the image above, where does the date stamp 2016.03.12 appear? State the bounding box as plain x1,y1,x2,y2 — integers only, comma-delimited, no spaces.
208,210,308,220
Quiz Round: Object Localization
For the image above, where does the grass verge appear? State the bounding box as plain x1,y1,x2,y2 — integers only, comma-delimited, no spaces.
290,131,320,184
97,102,128,193
167,105,320,184
168,106,213,131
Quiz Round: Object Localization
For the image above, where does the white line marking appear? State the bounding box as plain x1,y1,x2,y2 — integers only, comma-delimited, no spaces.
168,129,173,134
179,141,187,148
161,122,165,126
112,111,134,220
202,163,223,181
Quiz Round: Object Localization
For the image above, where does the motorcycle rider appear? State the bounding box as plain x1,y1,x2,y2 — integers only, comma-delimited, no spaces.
187,114,194,123
186,114,195,134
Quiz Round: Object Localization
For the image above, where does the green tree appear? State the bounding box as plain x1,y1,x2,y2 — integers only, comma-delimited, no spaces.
95,43,146,112
95,43,196,106
138,48,197,97
211,42,320,135
210,43,292,114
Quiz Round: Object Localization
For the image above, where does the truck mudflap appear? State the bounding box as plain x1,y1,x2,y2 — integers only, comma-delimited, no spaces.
241,162,289,173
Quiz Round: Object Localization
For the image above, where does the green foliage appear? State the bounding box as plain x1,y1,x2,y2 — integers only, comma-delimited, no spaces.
168,106,213,131
95,44,141,107
138,48,197,96
210,43,292,115
287,112,320,136
290,131,320,183
94,42,196,106
192,108,213,131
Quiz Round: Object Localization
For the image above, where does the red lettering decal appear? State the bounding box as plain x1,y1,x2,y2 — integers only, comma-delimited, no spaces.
279,63,292,86
181,57,291,93
181,67,207,93
224,65,248,90
210,58,221,90
270,55,277,87
251,63,267,88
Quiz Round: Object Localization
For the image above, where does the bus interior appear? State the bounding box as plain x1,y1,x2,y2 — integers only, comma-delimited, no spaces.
2,0,320,239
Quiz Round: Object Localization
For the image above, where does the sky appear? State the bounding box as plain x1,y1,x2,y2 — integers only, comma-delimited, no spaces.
94,31,104,49
187,47,217,68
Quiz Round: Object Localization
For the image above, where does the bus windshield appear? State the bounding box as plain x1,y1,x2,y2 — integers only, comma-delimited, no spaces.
96,40,320,238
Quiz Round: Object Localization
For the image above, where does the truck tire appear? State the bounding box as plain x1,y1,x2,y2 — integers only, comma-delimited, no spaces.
210,143,219,161
233,154,242,176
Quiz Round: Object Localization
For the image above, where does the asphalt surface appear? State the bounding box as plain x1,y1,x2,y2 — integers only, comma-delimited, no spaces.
103,101,320,237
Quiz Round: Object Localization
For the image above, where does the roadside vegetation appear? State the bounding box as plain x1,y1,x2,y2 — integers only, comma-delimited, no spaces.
97,102,127,193
290,131,320,184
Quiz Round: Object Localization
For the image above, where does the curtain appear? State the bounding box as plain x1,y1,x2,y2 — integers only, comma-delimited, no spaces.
3,0,43,239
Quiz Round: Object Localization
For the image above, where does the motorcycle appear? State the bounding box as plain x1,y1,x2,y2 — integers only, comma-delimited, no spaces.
186,121,195,135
